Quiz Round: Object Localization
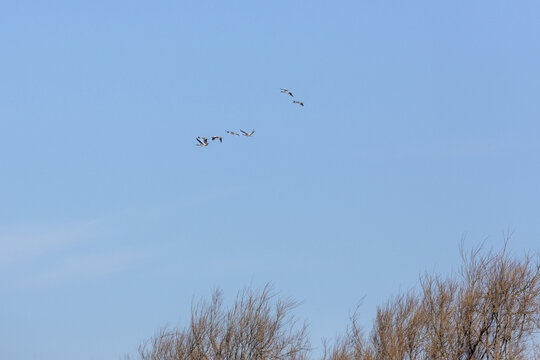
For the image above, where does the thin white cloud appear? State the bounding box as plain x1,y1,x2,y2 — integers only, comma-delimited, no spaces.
0,221,99,269
0,208,164,288
31,250,147,287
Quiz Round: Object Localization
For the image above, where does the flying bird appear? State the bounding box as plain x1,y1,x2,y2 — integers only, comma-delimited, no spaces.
280,88,294,97
226,131,240,136
240,130,255,137
211,136,223,143
196,138,209,147
293,100,304,107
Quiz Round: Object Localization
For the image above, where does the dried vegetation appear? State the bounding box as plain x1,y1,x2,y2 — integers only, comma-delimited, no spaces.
133,244,540,360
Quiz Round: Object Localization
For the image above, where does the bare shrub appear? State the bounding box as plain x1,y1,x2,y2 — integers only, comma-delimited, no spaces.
324,244,540,360
322,307,372,360
420,244,540,360
371,292,425,360
137,285,309,360
133,244,539,360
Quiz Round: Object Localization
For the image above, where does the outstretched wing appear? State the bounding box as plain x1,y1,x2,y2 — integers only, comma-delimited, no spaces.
240,130,248,135
196,138,204,145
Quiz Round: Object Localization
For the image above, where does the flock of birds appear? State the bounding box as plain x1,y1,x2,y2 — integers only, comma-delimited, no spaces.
195,88,304,147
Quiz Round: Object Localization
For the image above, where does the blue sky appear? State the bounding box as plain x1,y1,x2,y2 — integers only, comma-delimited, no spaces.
1,1,539,359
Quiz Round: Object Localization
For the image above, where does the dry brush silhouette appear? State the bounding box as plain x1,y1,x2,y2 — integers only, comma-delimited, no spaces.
130,244,540,360
135,285,309,360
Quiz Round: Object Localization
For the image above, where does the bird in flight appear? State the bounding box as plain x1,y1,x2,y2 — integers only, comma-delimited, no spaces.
226,131,240,136
280,88,294,97
293,100,304,107
211,136,223,143
240,130,255,137
196,137,209,147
